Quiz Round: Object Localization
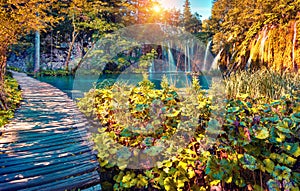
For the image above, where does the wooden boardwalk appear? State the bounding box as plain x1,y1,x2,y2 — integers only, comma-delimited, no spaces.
0,72,101,191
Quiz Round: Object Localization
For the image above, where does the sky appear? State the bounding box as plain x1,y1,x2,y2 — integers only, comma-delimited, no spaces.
158,0,213,20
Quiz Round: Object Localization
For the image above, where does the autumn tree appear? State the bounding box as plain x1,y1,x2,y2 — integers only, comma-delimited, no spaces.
0,0,56,110
182,0,202,34
209,0,300,72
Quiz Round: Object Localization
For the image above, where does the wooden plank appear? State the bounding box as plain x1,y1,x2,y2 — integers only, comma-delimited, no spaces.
0,133,87,153
0,127,90,144
18,171,100,191
0,151,97,175
0,154,98,182
1,144,95,167
1,140,91,156
0,72,101,190
3,121,90,133
1,131,86,151
0,162,98,191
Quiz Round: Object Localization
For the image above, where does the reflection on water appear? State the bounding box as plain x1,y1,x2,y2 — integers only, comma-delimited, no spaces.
37,74,212,99
37,74,144,99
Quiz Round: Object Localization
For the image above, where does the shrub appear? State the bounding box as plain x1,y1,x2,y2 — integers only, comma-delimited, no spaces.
78,75,300,191
0,74,22,127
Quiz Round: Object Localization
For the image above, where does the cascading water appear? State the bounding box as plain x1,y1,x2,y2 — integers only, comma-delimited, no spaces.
292,21,298,69
210,49,223,71
260,28,268,63
187,40,191,72
184,43,187,72
167,42,176,72
203,40,212,71
245,35,261,70
190,40,193,72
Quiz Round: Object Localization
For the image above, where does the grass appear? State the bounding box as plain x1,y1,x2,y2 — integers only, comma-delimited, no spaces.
224,69,300,99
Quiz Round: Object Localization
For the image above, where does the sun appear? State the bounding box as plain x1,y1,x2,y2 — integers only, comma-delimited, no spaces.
153,4,162,13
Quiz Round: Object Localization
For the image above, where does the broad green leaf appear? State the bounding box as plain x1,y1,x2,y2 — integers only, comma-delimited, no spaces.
283,142,300,157
177,161,188,170
164,161,173,168
143,146,163,156
188,168,196,179
227,107,240,113
209,180,221,186
143,137,154,147
100,160,109,167
117,147,132,160
275,122,292,133
267,179,281,191
234,177,246,187
206,119,225,135
241,153,257,170
225,176,233,183
292,113,300,123
272,165,291,181
164,177,175,191
254,126,269,139
263,159,275,173
120,128,132,137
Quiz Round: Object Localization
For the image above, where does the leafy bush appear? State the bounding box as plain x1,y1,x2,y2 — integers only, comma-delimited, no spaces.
6,66,22,72
0,74,22,127
78,75,300,191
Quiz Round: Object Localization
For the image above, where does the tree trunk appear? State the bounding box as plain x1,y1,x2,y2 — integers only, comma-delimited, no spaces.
71,42,95,76
0,46,8,110
65,28,78,72
34,30,40,76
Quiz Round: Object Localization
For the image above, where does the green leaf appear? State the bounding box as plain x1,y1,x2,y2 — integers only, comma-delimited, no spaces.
234,177,246,187
164,161,173,168
267,179,281,191
143,146,163,156
100,160,109,167
117,147,132,160
120,128,132,138
275,122,292,133
292,113,300,123
164,177,175,191
227,107,240,113
284,142,300,157
241,153,257,170
254,126,269,139
177,161,188,170
272,165,291,181
270,100,281,106
188,168,196,179
209,180,221,186
206,119,225,135
263,159,275,173
143,137,154,147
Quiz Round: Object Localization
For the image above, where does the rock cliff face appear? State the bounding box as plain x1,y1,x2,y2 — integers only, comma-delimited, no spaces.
7,33,86,72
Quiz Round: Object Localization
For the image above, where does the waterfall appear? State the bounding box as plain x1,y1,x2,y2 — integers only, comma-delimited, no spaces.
203,40,212,71
292,21,298,69
190,40,194,72
187,40,191,72
162,45,168,71
245,35,261,70
184,44,187,72
260,28,268,63
167,42,176,72
210,49,223,71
